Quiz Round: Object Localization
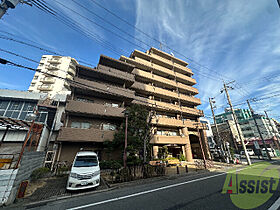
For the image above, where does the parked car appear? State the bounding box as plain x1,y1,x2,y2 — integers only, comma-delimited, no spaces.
262,148,275,158
240,149,255,156
233,154,241,164
67,151,100,191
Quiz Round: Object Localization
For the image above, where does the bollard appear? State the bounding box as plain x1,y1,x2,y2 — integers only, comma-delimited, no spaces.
185,165,188,173
177,166,179,174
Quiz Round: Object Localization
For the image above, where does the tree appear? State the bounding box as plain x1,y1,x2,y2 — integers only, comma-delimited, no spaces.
104,104,153,165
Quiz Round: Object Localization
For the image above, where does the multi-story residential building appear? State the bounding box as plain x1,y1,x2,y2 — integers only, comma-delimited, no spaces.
40,48,209,163
56,55,135,163
215,108,280,141
28,55,78,98
120,48,210,162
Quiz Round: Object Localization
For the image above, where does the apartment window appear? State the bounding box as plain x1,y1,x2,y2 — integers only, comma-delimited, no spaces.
102,123,116,131
30,83,35,87
34,76,38,80
71,122,91,129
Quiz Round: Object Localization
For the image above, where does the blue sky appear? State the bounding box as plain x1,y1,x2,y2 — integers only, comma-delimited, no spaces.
0,0,280,120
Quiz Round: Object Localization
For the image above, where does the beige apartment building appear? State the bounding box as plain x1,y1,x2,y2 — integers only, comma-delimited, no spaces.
31,48,210,163
120,48,210,162
28,55,78,98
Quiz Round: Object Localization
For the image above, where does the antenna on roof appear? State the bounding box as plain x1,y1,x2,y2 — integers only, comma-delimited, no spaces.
159,42,162,50
170,52,174,56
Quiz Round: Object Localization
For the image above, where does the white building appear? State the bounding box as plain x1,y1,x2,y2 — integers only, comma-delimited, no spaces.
200,118,216,149
28,55,78,98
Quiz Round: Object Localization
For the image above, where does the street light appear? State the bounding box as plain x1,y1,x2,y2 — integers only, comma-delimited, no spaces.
123,109,129,168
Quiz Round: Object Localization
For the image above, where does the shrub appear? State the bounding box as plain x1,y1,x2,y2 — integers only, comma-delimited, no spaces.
178,153,186,161
99,160,122,169
30,167,50,181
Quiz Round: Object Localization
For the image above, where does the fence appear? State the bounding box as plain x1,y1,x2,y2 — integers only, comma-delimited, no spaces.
102,164,166,183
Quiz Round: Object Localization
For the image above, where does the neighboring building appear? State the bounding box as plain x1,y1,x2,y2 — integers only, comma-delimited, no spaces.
200,118,216,149
215,108,280,141
28,55,78,98
211,120,242,151
55,55,135,163
0,89,63,154
120,48,210,161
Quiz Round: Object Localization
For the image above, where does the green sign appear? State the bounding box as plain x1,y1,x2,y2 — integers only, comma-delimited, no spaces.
222,162,279,209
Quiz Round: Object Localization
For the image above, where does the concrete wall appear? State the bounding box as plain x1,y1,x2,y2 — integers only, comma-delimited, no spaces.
0,169,18,206
1,151,45,206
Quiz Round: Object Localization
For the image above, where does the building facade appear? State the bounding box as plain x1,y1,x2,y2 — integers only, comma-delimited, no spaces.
56,55,135,163
215,108,280,141
120,48,210,162
28,55,78,98
31,48,210,163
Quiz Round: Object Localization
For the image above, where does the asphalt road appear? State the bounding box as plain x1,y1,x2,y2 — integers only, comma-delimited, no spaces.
20,160,280,210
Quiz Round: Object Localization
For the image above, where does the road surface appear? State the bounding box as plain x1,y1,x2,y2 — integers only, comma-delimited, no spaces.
23,160,280,210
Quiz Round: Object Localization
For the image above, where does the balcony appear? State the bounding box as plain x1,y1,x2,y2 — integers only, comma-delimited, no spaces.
57,127,115,142
67,68,76,76
132,49,193,76
66,74,73,80
151,117,185,127
132,96,203,116
150,135,188,144
37,85,53,91
65,100,125,118
132,69,198,95
46,65,59,71
131,82,201,105
40,77,55,84
49,59,61,64
72,77,135,101
121,56,196,86
69,62,76,70
78,64,135,87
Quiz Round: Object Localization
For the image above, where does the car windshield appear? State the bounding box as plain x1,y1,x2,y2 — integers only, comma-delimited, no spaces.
74,155,98,167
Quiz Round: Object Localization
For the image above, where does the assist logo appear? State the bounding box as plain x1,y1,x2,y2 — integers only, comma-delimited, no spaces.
222,162,279,209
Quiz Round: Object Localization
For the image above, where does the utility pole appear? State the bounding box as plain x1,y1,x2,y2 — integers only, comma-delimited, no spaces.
0,0,20,19
209,97,228,162
222,81,251,165
247,101,271,160
264,110,280,150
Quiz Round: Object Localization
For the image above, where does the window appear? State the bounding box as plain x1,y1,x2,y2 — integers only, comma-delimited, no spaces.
105,102,119,108
102,123,116,131
30,83,35,87
71,122,91,129
34,76,38,80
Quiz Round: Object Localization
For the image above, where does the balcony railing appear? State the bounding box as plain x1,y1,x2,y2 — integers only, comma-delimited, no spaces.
40,77,55,84
132,69,198,95
57,127,115,142
150,135,188,144
132,96,203,116
65,100,125,118
67,68,76,76
37,85,53,91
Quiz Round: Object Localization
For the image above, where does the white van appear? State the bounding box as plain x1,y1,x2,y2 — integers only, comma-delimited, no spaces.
67,151,100,191
262,148,275,158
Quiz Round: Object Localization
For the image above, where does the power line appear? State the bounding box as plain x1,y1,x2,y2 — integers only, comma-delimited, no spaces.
0,57,204,117
89,0,231,81
0,48,38,63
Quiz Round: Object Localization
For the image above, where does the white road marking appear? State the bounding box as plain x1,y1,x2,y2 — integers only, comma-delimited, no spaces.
268,197,280,210
68,160,279,210
67,172,226,210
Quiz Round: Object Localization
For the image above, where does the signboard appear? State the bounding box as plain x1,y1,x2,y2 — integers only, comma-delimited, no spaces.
253,141,260,150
